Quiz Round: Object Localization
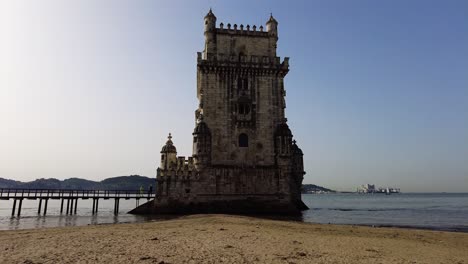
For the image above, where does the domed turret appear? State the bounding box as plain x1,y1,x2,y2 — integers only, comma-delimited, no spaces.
275,122,292,137
193,120,211,135
291,139,305,190
275,123,293,156
161,133,177,153
160,133,177,170
204,8,217,32
266,13,278,37
192,120,211,167
292,140,303,155
204,8,217,57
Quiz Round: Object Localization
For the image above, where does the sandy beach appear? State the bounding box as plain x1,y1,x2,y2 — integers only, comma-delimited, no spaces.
0,215,467,264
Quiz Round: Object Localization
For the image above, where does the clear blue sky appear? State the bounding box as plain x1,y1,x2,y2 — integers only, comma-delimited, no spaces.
0,0,467,192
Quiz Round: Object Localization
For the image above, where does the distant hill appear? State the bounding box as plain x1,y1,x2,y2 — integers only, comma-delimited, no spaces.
99,176,155,190
0,175,155,191
0,178,22,188
302,184,336,193
1,175,333,193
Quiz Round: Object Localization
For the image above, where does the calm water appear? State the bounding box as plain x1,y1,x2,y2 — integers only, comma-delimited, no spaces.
1,193,467,231
302,193,468,232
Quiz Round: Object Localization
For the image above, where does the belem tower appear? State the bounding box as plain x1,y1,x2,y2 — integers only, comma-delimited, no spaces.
131,10,307,215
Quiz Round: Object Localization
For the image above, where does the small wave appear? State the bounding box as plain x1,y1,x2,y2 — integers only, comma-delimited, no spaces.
312,208,409,212
370,224,468,233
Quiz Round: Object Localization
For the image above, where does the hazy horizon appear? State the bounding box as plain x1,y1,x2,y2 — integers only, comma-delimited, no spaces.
1,1,467,192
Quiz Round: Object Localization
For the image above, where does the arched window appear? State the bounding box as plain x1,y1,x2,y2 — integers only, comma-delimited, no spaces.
239,133,248,147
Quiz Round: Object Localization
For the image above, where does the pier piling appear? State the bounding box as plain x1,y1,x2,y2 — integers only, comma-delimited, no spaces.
66,199,70,215
114,198,120,215
43,198,48,215
74,199,78,214
12,199,17,216
60,199,64,214
38,199,42,214
17,199,23,217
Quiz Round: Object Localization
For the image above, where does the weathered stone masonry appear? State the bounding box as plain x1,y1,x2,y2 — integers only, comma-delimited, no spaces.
131,10,307,215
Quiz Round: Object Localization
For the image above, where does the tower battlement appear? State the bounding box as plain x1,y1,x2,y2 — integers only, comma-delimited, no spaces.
216,23,268,36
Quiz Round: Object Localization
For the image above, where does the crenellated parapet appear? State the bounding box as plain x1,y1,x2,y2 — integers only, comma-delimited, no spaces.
159,156,195,173
176,156,195,172
216,23,268,36
210,13,278,37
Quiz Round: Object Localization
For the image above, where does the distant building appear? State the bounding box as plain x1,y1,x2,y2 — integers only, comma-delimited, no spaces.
132,10,307,215
358,184,400,194
359,184,376,193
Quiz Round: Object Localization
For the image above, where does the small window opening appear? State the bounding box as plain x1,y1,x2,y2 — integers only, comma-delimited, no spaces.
239,133,248,147
237,78,248,91
238,104,251,115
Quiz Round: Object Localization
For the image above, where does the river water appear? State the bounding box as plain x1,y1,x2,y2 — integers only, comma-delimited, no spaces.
1,193,467,232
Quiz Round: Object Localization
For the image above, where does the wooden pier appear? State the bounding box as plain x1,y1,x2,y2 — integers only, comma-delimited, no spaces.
0,189,154,216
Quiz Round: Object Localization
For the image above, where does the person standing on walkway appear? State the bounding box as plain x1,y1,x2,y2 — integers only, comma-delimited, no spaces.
139,186,144,197
148,184,153,199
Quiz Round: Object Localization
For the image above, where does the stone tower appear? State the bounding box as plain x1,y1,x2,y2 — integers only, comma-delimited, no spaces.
131,10,307,215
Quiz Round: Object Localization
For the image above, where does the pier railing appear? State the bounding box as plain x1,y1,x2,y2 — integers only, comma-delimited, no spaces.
0,188,154,199
0,188,155,217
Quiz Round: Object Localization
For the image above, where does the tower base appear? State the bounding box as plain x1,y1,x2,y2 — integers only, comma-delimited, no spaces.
129,196,308,216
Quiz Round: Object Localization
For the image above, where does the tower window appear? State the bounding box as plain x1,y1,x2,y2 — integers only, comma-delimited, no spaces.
238,103,250,115
237,78,248,91
239,133,248,147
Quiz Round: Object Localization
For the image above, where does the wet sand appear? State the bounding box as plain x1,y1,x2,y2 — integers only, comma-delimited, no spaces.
1,214,467,263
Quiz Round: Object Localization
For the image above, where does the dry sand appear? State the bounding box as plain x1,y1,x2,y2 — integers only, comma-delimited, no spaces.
0,214,467,264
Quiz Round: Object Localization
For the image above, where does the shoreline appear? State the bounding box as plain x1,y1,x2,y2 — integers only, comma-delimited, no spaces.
1,214,467,263
2,212,468,233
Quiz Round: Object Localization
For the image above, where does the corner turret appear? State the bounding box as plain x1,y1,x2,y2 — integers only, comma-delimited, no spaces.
204,8,217,57
266,13,278,37
192,119,211,168
274,122,293,157
204,8,216,32
160,133,177,170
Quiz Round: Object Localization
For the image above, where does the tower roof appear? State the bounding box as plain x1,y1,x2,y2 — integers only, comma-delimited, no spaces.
193,120,211,135
275,123,292,136
292,140,303,155
204,8,216,19
266,13,278,24
161,133,177,153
